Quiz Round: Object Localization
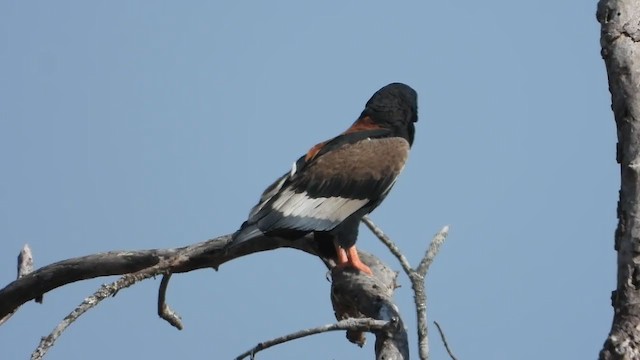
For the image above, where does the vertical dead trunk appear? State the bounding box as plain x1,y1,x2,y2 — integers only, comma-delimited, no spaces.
597,1,640,359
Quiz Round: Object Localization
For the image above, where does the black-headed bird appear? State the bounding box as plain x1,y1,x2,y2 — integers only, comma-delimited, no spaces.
229,83,418,275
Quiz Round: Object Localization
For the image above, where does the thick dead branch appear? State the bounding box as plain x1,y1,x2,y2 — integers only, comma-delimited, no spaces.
1,227,411,359
0,233,323,319
362,216,450,360
331,251,409,359
597,1,640,359
235,318,391,360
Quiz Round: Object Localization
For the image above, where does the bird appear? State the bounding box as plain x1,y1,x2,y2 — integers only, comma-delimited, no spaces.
229,82,418,275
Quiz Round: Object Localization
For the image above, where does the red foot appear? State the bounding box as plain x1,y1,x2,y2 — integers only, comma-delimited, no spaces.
333,243,373,275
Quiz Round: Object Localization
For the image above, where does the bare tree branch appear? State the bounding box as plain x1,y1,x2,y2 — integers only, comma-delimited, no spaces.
1,229,412,359
235,318,391,360
417,226,450,276
158,273,183,330
433,321,458,360
597,1,640,358
32,260,173,360
362,217,413,275
17,244,35,280
330,251,409,359
31,281,121,360
0,244,41,326
0,233,326,320
362,215,450,360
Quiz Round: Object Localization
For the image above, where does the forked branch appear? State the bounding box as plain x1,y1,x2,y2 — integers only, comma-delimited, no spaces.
362,215,452,360
3,217,450,360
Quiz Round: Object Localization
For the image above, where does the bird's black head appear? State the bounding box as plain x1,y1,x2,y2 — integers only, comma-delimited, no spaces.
361,83,418,145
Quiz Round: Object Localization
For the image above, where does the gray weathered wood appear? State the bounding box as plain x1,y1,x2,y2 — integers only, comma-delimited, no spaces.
597,1,640,358
331,252,409,360
0,233,408,359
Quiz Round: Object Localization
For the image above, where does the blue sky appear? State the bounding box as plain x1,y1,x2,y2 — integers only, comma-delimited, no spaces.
0,1,613,359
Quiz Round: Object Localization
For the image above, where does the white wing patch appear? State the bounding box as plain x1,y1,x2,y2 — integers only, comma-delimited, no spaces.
248,175,289,218
271,188,368,222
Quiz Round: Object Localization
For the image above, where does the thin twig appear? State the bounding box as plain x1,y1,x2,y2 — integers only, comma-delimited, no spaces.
0,245,40,326
434,321,458,360
158,273,183,329
363,217,451,360
234,318,390,360
361,216,413,275
31,261,171,360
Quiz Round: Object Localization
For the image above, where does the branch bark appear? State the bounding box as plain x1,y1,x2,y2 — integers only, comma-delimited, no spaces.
433,321,458,360
330,251,409,359
0,229,409,359
235,318,392,360
0,244,41,326
597,1,640,359
158,274,183,330
0,233,298,319
31,266,170,360
363,216,450,360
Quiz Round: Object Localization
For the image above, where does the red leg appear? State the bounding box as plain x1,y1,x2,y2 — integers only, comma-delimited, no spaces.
345,246,373,275
333,241,373,275
334,242,349,266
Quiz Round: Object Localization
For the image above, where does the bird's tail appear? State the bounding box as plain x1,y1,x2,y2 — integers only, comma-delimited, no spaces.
227,222,264,250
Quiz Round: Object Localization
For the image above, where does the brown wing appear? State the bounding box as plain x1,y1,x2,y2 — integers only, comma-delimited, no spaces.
253,136,410,232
